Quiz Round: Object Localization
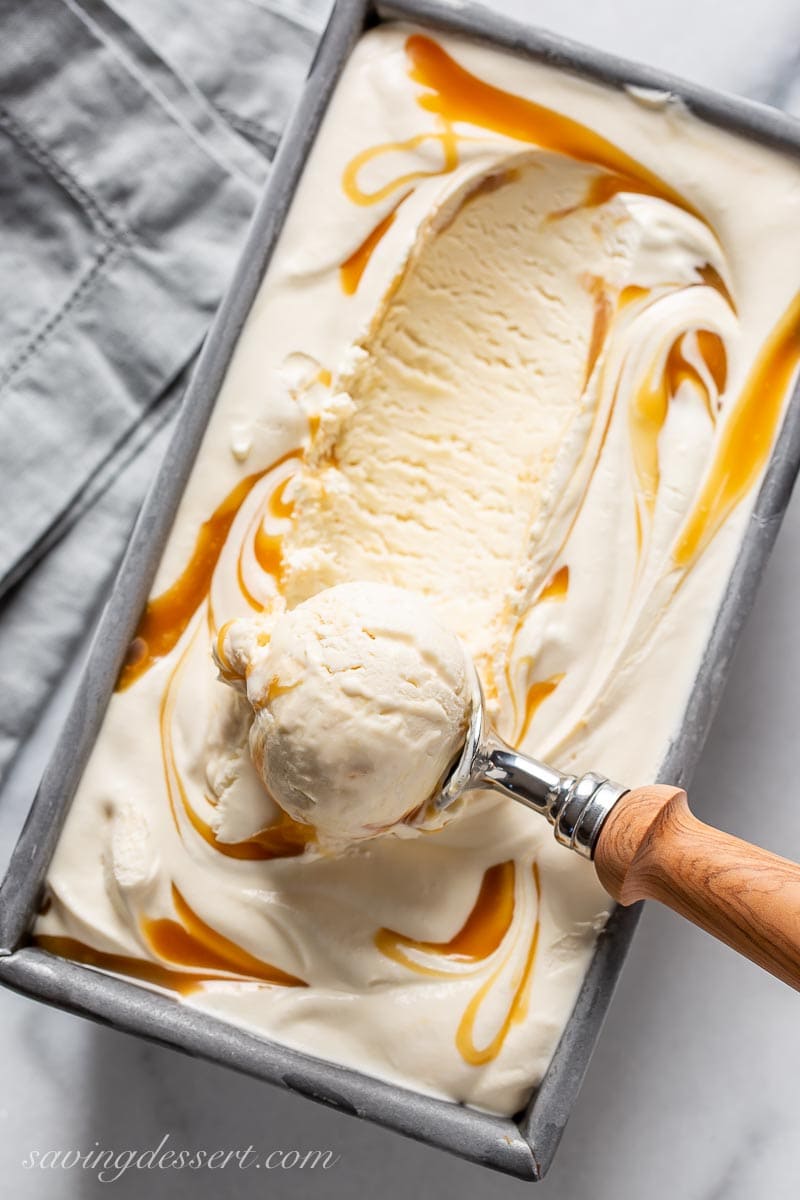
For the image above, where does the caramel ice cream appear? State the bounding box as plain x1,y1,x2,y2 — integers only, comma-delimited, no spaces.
219,582,470,843
35,25,800,1115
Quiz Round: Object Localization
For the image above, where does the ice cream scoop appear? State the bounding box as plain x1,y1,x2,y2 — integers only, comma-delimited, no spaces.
217,582,470,843
440,659,800,991
223,584,800,992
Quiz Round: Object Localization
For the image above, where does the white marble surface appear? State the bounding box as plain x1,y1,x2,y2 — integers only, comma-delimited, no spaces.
3,0,800,1195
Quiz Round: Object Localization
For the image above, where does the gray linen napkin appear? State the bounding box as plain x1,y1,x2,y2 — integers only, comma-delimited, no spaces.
0,0,329,778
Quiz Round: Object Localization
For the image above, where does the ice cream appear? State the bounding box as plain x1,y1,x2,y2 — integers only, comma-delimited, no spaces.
218,582,470,843
34,24,800,1117
283,152,646,657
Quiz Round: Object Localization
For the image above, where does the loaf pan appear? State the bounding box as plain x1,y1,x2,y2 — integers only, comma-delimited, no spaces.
2,0,800,1179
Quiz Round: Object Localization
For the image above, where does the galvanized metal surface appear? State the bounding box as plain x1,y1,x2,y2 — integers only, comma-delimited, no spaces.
2,0,800,1180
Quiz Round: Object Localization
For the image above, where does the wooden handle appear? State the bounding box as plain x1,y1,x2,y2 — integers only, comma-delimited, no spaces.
594,785,800,990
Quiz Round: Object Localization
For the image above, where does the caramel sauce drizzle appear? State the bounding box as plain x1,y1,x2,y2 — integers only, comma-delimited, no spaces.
376,861,542,1065
117,469,270,691
630,340,681,513
142,884,305,988
253,475,295,580
509,567,569,744
338,34,702,294
340,194,409,295
631,330,728,517
213,618,248,688
489,286,733,691
34,935,212,996
51,431,318,992
583,277,614,389
120,445,302,689
696,329,728,396
675,290,800,566
519,675,565,746
539,564,570,602
35,888,306,996
237,465,299,610
160,626,312,861
183,791,312,862
619,283,650,308
234,452,301,617
338,125,458,284
699,263,737,315
375,861,515,974
503,565,570,739
406,36,693,216
456,864,541,1066
619,264,734,319
234,557,267,614
342,127,459,207
551,171,689,222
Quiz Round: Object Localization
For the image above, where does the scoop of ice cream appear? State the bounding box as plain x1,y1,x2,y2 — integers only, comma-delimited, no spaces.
216,582,471,843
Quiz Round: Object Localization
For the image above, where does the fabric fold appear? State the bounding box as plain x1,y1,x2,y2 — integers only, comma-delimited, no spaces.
0,0,327,778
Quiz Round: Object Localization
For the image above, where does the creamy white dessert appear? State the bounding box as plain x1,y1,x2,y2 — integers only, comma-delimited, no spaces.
35,24,800,1116
219,582,470,843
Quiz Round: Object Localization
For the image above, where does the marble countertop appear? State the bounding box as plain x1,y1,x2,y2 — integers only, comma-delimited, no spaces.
3,1,800,1196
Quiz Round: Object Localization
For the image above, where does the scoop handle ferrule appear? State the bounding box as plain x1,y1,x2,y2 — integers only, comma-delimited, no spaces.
478,739,627,858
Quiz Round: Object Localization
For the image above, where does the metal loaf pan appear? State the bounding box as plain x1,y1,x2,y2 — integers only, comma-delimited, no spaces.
3,0,800,1180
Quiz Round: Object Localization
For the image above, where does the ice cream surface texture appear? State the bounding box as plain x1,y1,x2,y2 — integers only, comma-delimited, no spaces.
219,582,470,843
36,24,800,1116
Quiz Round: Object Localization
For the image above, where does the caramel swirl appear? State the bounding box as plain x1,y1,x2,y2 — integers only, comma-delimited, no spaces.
117,470,269,691
376,861,541,1066
675,291,800,566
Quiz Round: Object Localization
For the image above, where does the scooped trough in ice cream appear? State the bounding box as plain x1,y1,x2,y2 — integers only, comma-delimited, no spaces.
217,582,471,844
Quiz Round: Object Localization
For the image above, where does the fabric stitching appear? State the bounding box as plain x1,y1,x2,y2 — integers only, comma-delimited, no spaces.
0,366,186,599
0,239,127,394
0,108,135,392
212,105,281,157
0,107,132,243
72,0,268,188
64,0,261,193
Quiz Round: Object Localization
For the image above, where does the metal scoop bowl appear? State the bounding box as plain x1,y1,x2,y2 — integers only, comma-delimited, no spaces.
436,660,627,860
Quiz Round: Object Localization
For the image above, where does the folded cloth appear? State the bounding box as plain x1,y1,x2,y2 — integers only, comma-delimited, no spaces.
0,0,328,779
